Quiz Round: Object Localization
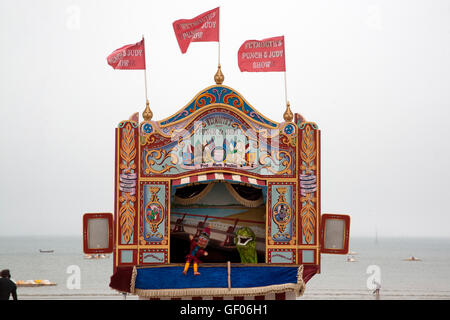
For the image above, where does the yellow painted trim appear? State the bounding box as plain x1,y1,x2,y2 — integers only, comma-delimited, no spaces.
316,250,320,267
297,245,319,250
139,173,296,183
267,245,319,250
137,245,170,249
139,177,172,182
267,245,297,249
265,178,297,183
117,245,139,249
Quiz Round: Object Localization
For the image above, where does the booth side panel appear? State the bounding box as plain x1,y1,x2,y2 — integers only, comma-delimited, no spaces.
297,122,320,268
114,121,139,268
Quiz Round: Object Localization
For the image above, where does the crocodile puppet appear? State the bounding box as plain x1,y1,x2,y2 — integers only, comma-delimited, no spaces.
234,227,257,263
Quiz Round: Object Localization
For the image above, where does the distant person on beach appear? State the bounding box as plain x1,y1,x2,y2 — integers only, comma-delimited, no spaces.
0,269,18,300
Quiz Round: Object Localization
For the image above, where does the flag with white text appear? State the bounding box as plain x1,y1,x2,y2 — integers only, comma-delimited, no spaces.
238,36,285,72
107,39,146,70
173,7,220,54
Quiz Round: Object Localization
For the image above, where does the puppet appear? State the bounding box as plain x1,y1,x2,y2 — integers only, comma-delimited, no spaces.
234,227,257,263
182,226,210,276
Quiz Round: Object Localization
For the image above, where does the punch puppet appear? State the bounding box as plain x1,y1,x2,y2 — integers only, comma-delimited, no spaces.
183,227,210,276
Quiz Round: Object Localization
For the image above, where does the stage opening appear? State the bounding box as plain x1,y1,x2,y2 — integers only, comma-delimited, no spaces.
170,181,266,263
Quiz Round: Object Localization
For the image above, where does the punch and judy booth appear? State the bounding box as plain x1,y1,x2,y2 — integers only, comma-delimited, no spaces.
83,75,350,300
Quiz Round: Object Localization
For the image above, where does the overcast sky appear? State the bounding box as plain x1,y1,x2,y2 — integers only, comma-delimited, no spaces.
0,0,449,238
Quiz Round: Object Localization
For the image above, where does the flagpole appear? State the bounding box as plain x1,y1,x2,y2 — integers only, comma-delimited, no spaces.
144,64,149,102
284,71,288,106
143,35,148,103
218,41,221,67
283,36,293,122
142,35,153,121
218,6,221,67
214,7,224,85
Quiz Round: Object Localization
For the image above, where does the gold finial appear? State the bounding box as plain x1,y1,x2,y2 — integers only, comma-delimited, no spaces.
214,64,224,85
283,101,293,122
143,99,153,122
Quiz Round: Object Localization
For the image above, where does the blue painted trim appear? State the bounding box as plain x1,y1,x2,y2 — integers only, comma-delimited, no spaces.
159,86,278,128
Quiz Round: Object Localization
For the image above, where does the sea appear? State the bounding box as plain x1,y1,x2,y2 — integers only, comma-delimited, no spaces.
0,236,449,300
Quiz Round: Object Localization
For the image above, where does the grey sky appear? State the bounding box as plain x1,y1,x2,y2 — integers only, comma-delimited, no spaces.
0,0,449,238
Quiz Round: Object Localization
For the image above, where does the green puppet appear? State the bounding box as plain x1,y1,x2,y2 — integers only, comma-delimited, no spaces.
234,227,257,263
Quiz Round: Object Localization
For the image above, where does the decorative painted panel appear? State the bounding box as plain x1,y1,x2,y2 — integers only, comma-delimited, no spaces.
297,121,320,246
139,181,169,246
267,182,296,247
268,249,296,264
116,121,139,246
158,85,278,129
139,249,168,264
140,108,295,179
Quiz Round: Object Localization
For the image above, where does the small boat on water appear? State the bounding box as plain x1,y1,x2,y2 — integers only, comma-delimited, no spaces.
403,255,421,261
39,249,54,253
347,255,357,262
16,279,57,287
84,254,109,260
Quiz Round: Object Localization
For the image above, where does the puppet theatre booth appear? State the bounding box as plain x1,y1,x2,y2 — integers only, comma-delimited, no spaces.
83,72,350,300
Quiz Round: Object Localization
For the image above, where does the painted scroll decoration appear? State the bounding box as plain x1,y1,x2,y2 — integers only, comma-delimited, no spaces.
299,123,318,244
118,121,138,244
142,110,294,177
159,86,278,129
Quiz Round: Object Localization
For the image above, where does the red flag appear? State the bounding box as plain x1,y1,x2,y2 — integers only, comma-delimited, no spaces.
238,36,286,72
107,39,146,70
173,7,219,54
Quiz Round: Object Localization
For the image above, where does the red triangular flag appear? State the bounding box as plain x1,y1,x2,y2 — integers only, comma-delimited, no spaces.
238,36,286,72
173,7,219,54
107,39,146,70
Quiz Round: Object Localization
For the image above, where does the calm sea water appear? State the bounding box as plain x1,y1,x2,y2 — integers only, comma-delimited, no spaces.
0,236,449,299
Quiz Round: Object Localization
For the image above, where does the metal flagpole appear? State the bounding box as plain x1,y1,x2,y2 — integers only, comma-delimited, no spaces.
284,70,288,106
144,65,149,103
214,7,224,85
218,6,221,67
143,35,148,103
282,36,293,122
142,34,153,121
